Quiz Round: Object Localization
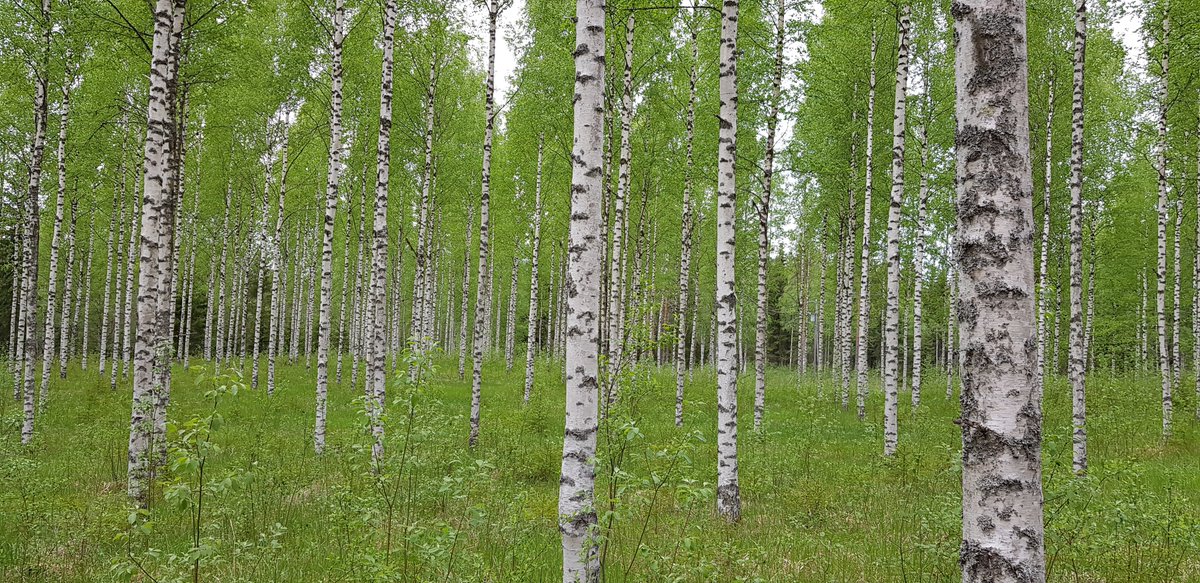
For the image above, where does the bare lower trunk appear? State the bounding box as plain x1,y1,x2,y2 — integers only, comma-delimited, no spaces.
882,6,910,457
714,0,741,523
504,255,518,371
856,31,878,422
314,0,343,452
457,203,474,379
524,137,543,404
674,27,697,426
1156,10,1171,438
1068,0,1088,475
1037,77,1054,388
59,199,78,378
954,0,1047,577
39,83,70,409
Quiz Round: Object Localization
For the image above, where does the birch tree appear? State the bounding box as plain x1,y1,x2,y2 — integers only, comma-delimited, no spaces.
855,31,878,422
314,0,343,454
523,136,543,404
882,5,910,458
674,24,698,427
953,0,1046,576
1066,0,1088,475
40,80,71,408
557,0,604,578
1155,8,1171,438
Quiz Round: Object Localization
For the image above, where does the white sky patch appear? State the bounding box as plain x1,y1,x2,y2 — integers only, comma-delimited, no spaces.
1112,5,1144,78
467,0,524,109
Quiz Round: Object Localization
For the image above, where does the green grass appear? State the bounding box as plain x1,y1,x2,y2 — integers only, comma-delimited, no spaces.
2,355,1199,582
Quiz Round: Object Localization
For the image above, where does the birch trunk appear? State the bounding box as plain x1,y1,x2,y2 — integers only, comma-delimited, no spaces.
1037,77,1054,388
80,202,96,369
251,146,274,390
504,255,518,371
1067,0,1088,474
119,163,140,382
1156,9,1171,437
675,26,698,426
39,82,70,409
469,0,502,448
1171,197,1181,393
715,0,741,523
213,181,232,366
558,0,603,576
524,136,543,404
606,14,634,387
954,0,1046,576
19,0,51,444
364,0,398,470
855,31,878,421
883,6,910,457
911,122,929,409
458,203,474,379
411,55,437,366
58,199,78,378
313,0,343,452
336,188,355,383
754,0,785,432
267,126,290,396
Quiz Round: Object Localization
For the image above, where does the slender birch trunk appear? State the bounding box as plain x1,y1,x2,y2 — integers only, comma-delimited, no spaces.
524,137,543,404
715,0,741,523
954,0,1046,575
250,145,274,391
364,0,398,469
58,199,78,378
1195,94,1200,418
19,0,51,444
469,0,502,448
1066,0,1088,474
911,121,929,409
946,253,957,399
213,181,232,367
336,189,355,383
265,129,287,394
606,13,634,391
883,6,910,457
1171,197,1181,392
313,0,343,452
558,0,603,576
411,56,438,366
1156,8,1171,438
80,202,96,369
1037,76,1054,387
674,25,696,422
855,31,878,421
504,255,518,371
39,82,70,409
458,203,474,379
119,163,140,381
753,0,785,432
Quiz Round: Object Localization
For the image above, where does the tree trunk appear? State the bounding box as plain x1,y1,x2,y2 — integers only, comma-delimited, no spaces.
411,55,438,368
674,25,698,427
268,125,290,396
458,203,474,379
754,0,785,432
314,0,343,452
251,142,274,391
1156,9,1171,438
558,0,604,577
855,31,878,422
39,81,70,409
80,202,96,369
524,136,543,404
1067,0,1088,474
883,6,910,458
58,198,78,378
504,255,518,371
364,0,398,469
715,0,741,523
469,1,502,448
1037,76,1054,388
606,13,634,392
128,0,182,503
911,121,929,409
953,0,1047,577
19,0,51,444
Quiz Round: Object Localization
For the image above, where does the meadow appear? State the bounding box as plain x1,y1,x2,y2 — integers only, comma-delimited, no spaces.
2,356,1199,582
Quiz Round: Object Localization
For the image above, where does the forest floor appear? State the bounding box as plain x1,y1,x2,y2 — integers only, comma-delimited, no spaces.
2,356,1199,582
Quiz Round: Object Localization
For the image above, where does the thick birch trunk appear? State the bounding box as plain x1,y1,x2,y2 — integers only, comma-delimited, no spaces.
882,7,910,457
558,0,603,577
1068,0,1088,474
469,1,501,448
954,0,1046,577
314,0,343,452
524,137,543,404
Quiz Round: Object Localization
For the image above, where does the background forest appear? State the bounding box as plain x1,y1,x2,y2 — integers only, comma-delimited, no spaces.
2,0,1200,580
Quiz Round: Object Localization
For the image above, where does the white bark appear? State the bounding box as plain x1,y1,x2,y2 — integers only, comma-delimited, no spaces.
1156,9,1171,437
458,203,474,379
954,0,1046,577
39,83,70,409
715,0,741,523
58,198,78,378
314,0,343,453
675,26,698,427
1068,0,1088,474
558,0,603,577
883,7,910,457
911,121,929,409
